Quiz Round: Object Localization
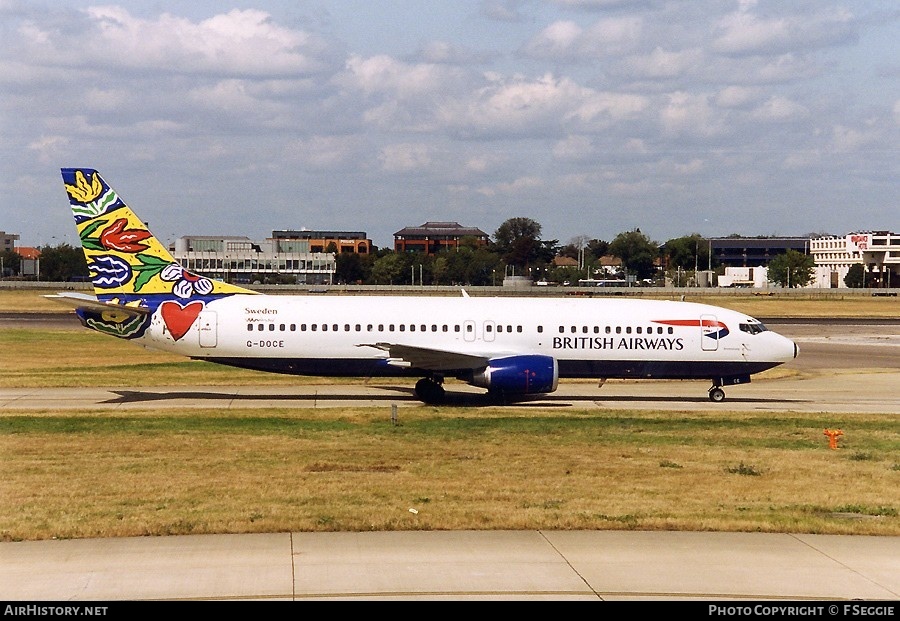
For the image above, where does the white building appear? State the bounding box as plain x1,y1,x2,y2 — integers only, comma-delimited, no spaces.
716,266,769,288
809,231,899,288
171,235,336,285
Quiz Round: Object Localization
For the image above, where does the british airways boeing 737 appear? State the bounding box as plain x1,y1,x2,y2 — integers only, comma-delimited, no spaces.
49,168,798,404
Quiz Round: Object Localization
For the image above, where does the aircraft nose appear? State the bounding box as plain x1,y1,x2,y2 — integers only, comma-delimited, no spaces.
780,335,799,361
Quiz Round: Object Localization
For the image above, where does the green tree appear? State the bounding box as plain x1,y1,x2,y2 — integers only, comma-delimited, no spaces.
445,246,501,286
843,263,865,288
369,252,409,285
608,229,660,281
767,250,814,288
662,234,712,271
334,252,371,284
492,217,557,268
1,249,21,277
586,239,609,259
38,244,89,281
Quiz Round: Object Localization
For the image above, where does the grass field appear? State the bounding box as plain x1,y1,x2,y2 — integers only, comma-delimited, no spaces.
1,288,898,542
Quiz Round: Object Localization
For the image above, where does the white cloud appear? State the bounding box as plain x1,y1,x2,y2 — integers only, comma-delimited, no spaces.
659,92,725,137
750,95,808,121
553,135,594,160
830,124,878,152
521,16,641,59
19,7,335,76
379,142,432,172
622,47,702,79
475,176,542,196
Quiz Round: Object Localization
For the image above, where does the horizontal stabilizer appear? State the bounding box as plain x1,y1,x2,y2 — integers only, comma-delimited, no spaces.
45,291,151,317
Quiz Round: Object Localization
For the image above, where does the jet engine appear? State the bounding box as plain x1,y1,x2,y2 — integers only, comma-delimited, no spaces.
466,354,559,395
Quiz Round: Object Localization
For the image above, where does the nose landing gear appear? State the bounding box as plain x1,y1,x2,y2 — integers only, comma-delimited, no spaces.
708,385,726,402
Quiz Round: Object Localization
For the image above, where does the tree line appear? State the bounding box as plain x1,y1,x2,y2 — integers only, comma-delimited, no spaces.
1,216,823,287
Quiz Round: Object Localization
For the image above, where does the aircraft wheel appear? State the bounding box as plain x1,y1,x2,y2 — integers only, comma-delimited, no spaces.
708,387,726,403
415,378,445,404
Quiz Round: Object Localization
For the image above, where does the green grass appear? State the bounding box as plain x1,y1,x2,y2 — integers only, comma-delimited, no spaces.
2,408,898,541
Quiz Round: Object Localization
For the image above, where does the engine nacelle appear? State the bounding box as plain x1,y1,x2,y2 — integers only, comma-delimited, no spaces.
467,354,559,395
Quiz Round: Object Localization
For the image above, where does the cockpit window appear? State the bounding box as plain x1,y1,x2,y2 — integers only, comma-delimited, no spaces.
739,322,767,335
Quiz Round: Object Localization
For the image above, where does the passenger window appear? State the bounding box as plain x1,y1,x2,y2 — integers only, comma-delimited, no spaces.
279,324,285,331
247,324,253,332
537,326,543,333
290,324,296,331
257,324,264,332
626,327,632,334
400,325,406,332
636,327,642,334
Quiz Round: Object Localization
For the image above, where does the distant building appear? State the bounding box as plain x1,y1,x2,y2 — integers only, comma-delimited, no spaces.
271,230,372,254
172,235,335,285
709,237,809,269
394,222,489,255
717,266,769,288
809,231,899,288
1,231,19,253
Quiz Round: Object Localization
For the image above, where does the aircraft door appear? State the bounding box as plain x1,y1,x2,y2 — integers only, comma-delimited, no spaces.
198,311,218,348
463,320,476,342
483,320,496,342
700,314,718,351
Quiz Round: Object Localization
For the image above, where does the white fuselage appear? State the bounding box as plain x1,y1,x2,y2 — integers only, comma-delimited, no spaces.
138,294,797,383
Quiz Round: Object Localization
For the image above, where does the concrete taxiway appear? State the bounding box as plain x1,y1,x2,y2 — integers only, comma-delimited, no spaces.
2,368,900,413
3,530,899,601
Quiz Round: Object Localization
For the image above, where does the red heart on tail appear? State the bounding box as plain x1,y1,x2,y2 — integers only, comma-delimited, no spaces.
160,301,204,341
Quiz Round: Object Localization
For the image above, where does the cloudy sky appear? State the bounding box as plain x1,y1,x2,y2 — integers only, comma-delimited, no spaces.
1,0,897,250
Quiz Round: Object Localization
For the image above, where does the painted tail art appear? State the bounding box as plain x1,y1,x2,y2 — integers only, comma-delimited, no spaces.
51,168,257,340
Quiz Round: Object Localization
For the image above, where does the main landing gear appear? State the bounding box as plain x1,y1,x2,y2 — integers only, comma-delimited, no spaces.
415,376,446,404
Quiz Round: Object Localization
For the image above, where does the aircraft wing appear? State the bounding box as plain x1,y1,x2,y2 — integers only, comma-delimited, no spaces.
45,292,151,317
359,342,490,372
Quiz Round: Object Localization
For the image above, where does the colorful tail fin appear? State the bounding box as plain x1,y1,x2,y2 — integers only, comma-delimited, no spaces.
61,168,256,307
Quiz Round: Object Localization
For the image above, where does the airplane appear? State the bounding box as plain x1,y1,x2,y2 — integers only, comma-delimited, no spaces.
49,167,798,404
